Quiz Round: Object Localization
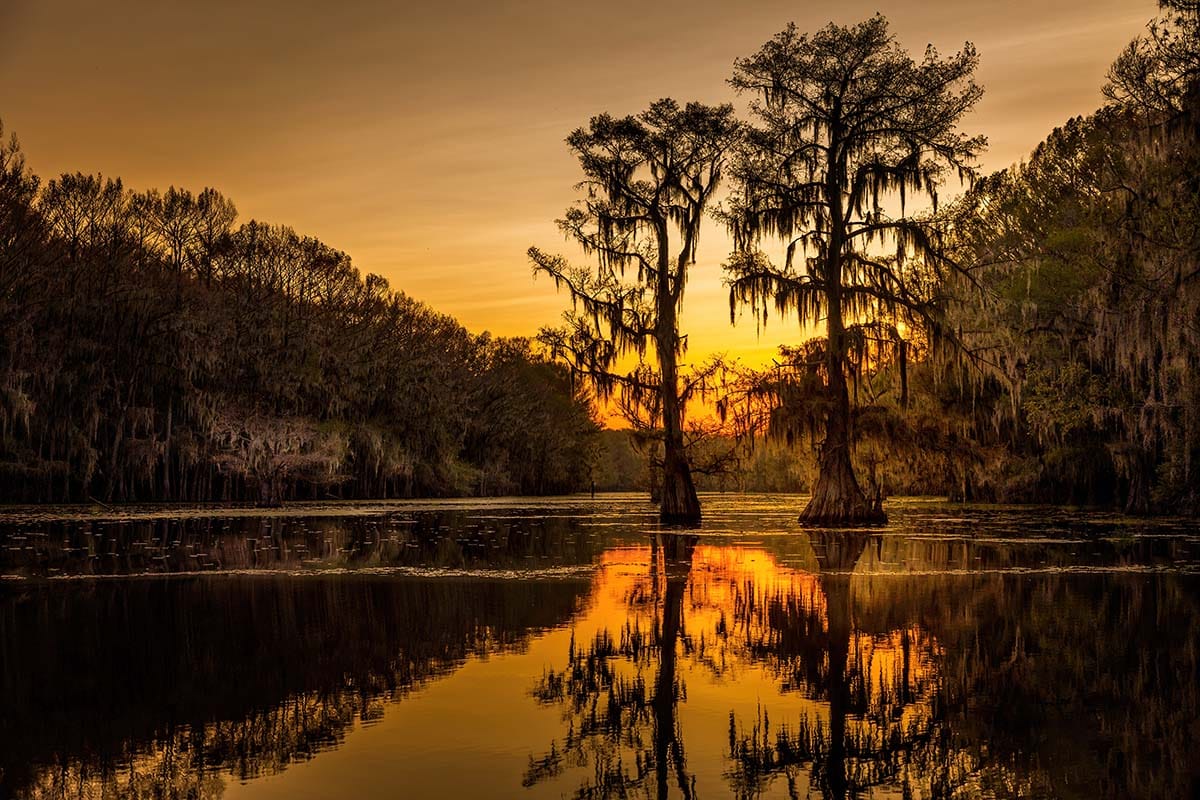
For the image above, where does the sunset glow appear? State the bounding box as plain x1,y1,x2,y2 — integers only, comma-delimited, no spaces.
0,0,1158,365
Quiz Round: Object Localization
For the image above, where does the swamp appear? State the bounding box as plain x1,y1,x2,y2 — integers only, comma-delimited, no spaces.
1,495,1197,798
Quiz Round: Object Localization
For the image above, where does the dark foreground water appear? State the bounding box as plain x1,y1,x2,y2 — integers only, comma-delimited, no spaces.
1,494,1198,799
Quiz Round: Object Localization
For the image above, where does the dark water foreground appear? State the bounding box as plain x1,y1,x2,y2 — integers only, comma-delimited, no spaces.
1,495,1197,799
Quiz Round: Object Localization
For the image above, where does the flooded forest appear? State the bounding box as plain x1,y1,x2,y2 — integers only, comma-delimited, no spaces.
2,2,1199,800
0,5,1195,522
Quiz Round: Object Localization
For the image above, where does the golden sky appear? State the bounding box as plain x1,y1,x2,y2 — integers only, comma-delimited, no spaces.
0,0,1158,366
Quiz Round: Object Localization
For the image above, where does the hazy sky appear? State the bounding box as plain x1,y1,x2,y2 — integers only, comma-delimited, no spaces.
0,0,1159,364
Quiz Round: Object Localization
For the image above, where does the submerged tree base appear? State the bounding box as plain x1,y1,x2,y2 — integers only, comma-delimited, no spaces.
798,467,888,527
659,458,702,525
659,496,702,525
660,510,702,525
798,501,888,527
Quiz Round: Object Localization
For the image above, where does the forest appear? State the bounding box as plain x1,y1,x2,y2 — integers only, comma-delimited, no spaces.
0,147,598,503
0,1,1196,519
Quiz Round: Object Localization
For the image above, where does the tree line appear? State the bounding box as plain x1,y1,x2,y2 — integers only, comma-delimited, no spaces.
0,142,598,503
534,2,1199,523
0,3,1195,518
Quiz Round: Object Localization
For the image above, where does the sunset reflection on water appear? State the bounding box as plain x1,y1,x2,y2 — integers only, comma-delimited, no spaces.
2,496,1197,799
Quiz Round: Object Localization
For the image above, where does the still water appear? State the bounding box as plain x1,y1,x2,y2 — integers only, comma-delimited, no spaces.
1,494,1197,799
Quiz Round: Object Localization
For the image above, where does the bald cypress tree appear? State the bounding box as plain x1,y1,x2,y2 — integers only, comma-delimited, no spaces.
724,15,985,526
531,99,740,523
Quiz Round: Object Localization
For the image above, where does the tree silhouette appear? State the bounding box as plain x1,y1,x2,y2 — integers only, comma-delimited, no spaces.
0,122,599,503
525,534,698,798
724,15,985,525
532,99,740,523
1106,0,1199,119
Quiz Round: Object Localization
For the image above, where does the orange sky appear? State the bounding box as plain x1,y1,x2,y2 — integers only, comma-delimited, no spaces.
0,0,1159,367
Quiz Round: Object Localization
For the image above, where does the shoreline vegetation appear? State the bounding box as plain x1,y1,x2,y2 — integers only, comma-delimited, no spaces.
0,153,600,505
1,4,1197,518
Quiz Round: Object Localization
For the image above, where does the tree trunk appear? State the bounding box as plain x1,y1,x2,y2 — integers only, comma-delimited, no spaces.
656,225,701,525
649,455,662,504
257,471,284,508
660,433,700,524
1123,446,1154,516
799,307,886,527
801,131,886,528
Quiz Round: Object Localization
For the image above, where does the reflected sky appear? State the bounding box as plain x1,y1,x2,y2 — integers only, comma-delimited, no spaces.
2,495,1198,798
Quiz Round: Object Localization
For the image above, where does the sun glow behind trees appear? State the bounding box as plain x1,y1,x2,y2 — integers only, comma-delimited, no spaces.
0,1,1195,515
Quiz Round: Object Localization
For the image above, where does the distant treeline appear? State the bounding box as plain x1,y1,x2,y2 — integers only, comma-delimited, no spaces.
0,143,597,503
905,7,1200,515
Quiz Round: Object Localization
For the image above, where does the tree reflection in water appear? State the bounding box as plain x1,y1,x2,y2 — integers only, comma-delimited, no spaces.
525,534,699,799
724,531,967,799
727,533,1200,799
3,502,1198,799
529,530,1200,799
0,506,617,578
0,575,590,799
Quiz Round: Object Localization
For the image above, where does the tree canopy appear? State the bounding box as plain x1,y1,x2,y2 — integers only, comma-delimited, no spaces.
532,98,740,522
723,15,985,524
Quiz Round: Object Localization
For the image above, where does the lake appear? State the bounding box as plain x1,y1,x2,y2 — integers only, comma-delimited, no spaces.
1,494,1197,799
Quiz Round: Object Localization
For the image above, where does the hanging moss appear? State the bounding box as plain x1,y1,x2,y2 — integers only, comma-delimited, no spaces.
530,99,742,523
723,15,986,525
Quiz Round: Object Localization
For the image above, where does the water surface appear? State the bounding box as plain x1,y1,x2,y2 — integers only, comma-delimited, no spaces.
2,494,1197,799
